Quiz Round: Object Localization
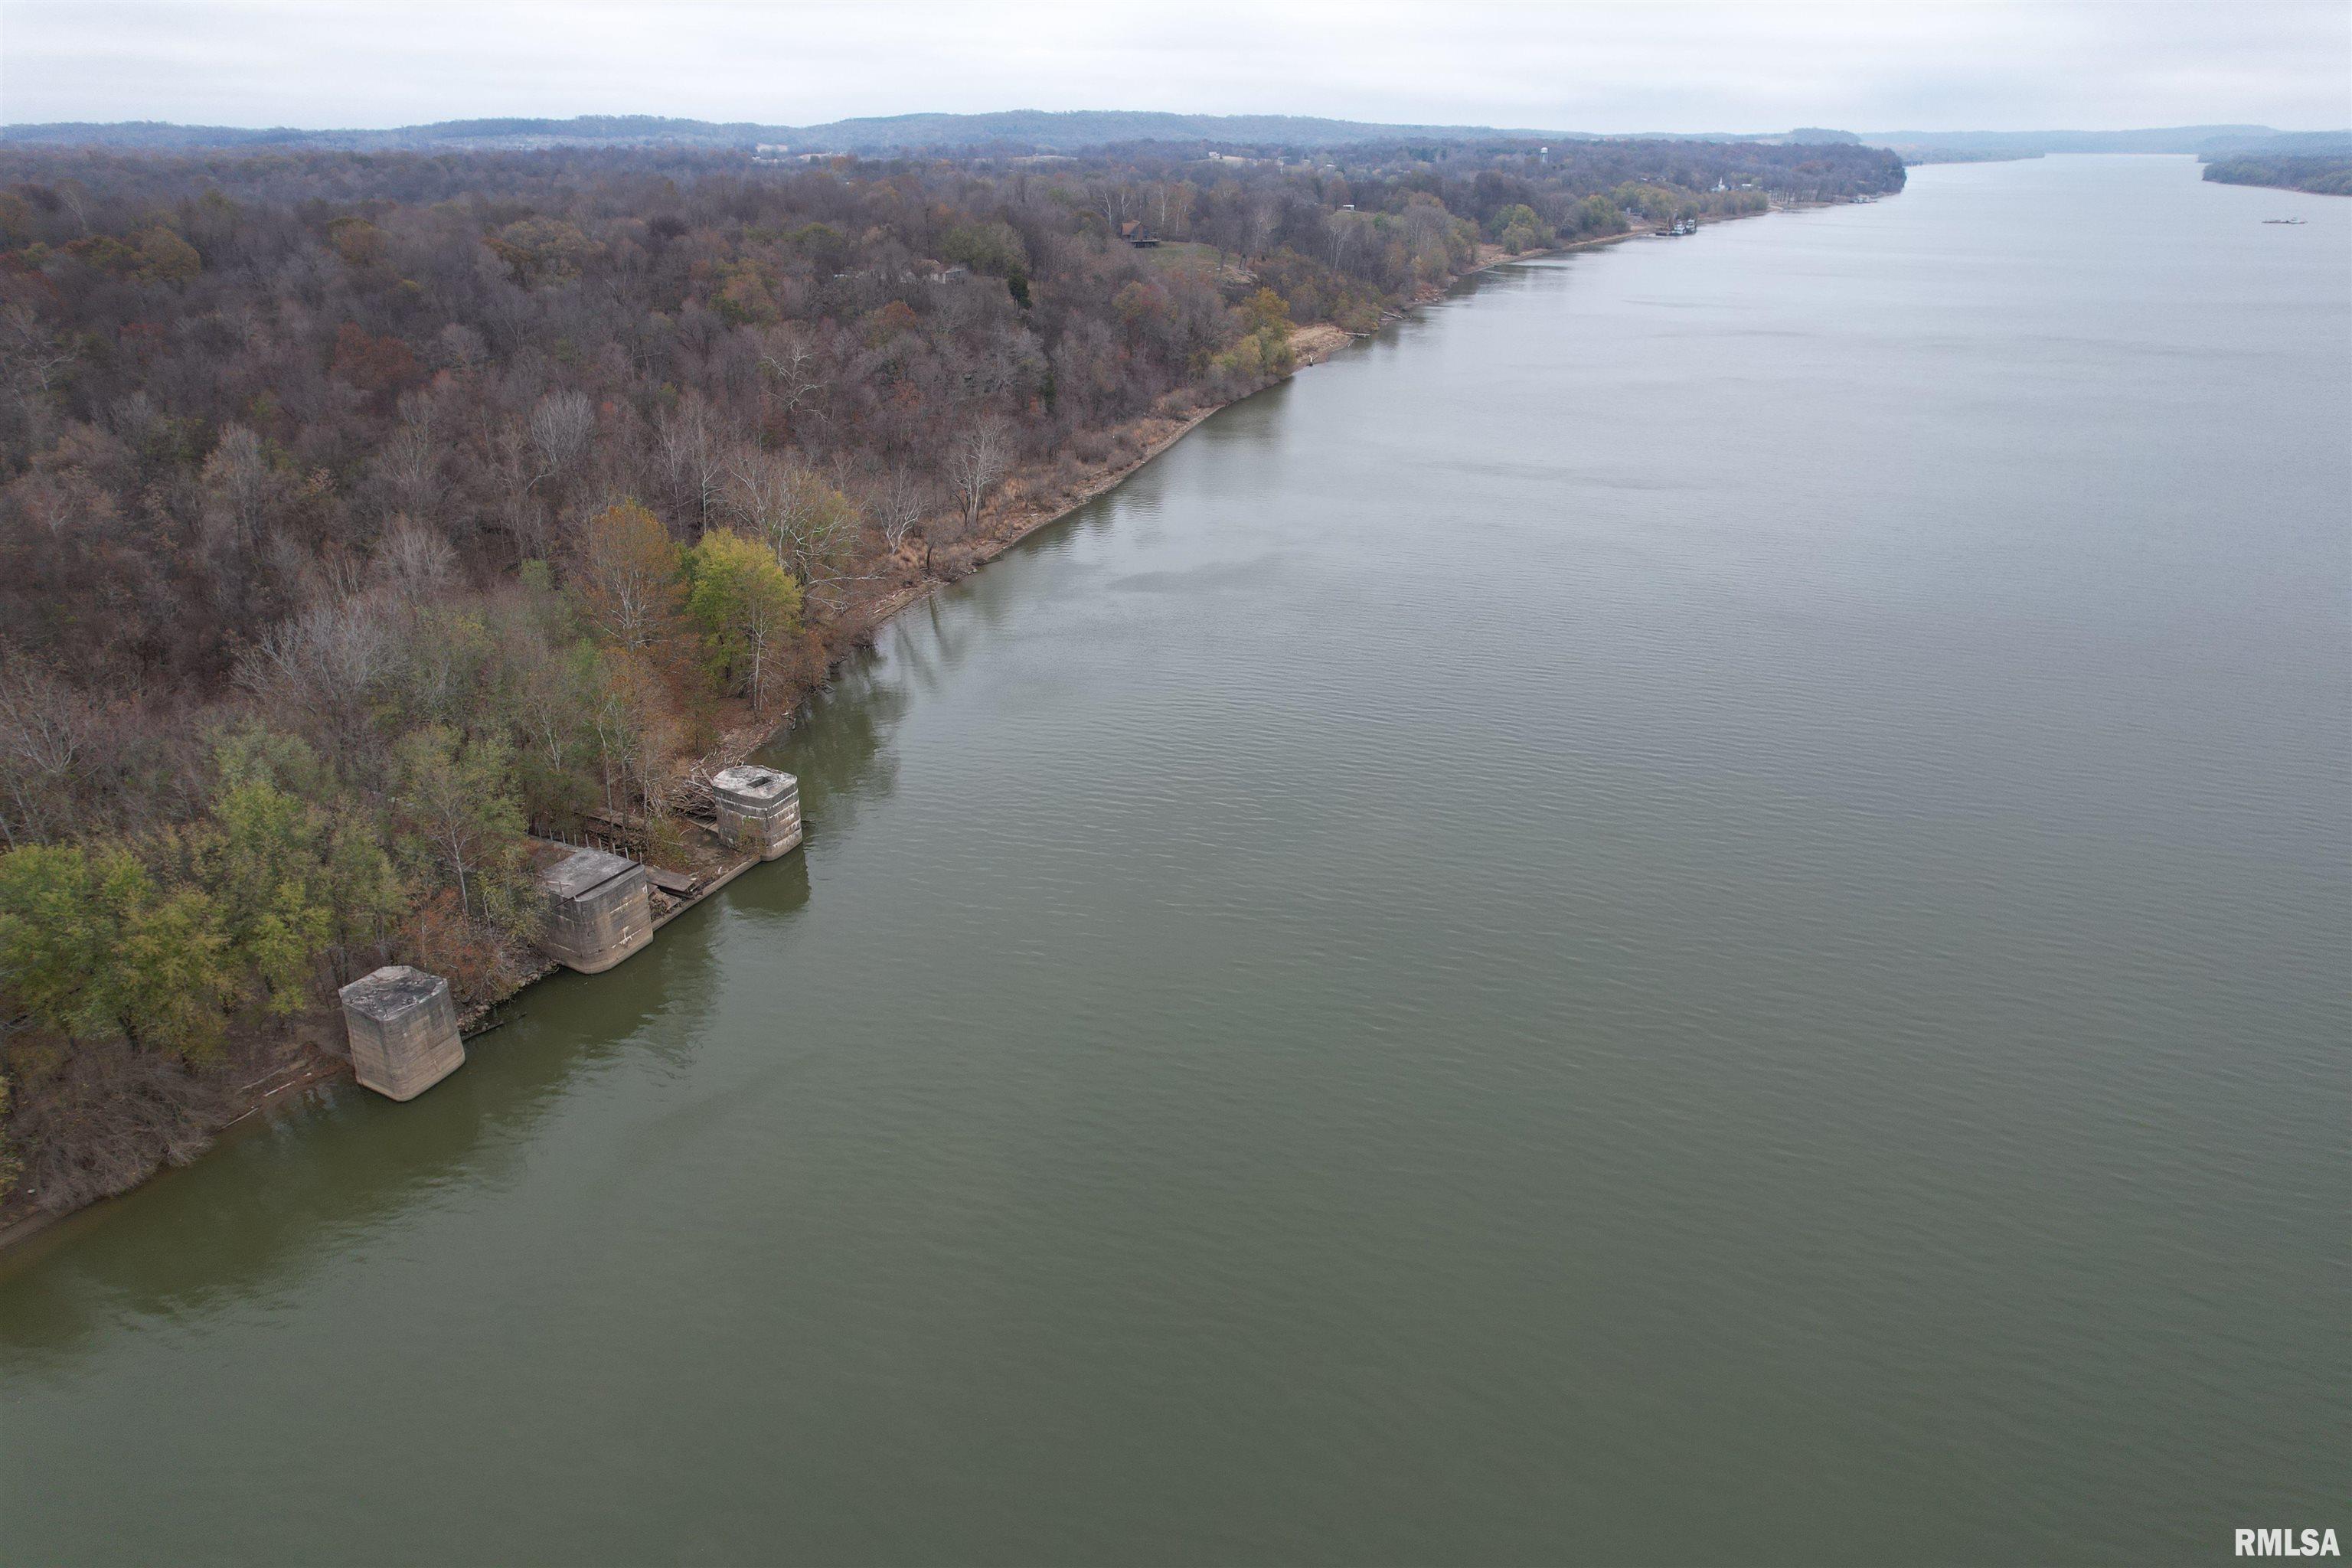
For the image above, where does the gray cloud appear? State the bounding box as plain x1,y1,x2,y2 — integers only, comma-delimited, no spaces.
2,1,2346,132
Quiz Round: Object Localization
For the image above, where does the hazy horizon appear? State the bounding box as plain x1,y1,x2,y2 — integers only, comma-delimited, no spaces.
3,2,2347,136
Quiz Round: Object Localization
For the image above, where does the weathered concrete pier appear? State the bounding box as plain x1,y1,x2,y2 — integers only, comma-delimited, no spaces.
338,965,466,1101
536,846,653,973
709,766,803,861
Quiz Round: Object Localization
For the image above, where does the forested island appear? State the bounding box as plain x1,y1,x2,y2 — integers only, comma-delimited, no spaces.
0,132,1903,1223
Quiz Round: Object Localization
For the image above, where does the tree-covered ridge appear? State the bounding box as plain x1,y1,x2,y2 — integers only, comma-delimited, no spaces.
0,136,1904,1211
2200,154,2352,196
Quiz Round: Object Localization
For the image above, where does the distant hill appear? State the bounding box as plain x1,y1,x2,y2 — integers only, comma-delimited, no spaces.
2,111,1557,154
773,110,1581,152
2,115,779,152
1864,125,2297,162
0,110,1870,156
2203,130,2352,158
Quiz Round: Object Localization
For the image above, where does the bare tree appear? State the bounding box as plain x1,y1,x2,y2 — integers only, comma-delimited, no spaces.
0,302,73,442
527,390,594,495
1243,195,1280,260
657,397,733,532
753,325,829,426
373,514,457,609
236,596,399,781
0,664,94,849
376,394,445,524
725,449,867,606
1091,178,1133,233
486,416,554,564
198,424,272,551
430,322,488,371
871,466,929,557
946,416,1013,537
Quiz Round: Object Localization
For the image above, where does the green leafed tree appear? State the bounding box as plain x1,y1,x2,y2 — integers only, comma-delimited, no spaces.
0,842,114,1039
685,528,802,714
104,863,237,1057
391,725,531,926
0,842,236,1057
199,779,335,1012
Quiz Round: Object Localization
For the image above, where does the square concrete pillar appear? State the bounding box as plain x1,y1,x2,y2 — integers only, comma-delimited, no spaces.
537,847,652,973
710,766,803,861
338,965,466,1102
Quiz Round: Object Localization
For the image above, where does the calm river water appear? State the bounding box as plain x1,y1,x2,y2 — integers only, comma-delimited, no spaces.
3,156,2345,1566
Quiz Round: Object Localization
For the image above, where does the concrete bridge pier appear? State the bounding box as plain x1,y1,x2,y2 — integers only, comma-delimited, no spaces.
537,847,653,973
710,766,803,861
338,965,466,1101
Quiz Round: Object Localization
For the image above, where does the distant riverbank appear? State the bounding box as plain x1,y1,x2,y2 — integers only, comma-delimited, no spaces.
2202,153,2352,195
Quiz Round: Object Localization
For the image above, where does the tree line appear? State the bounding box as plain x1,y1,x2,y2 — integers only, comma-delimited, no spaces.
2200,155,2352,196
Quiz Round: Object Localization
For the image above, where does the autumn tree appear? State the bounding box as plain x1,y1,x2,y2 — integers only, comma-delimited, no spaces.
0,132,1912,1207
575,500,685,652
724,450,863,606
586,651,678,815
487,216,594,286
686,528,802,714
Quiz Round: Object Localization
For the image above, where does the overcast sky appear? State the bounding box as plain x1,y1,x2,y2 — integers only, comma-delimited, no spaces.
3,1,2347,134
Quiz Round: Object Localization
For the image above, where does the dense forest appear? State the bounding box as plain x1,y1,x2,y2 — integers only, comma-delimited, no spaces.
2200,153,2352,195
0,134,1903,1214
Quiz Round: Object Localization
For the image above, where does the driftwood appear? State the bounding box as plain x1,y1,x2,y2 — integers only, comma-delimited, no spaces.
670,769,718,822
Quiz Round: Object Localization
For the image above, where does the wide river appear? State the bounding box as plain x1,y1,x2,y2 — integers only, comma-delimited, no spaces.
4,156,2345,1565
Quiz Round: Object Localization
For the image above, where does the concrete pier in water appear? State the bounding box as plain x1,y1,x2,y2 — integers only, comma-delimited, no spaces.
710,766,803,861
537,847,653,973
338,965,466,1101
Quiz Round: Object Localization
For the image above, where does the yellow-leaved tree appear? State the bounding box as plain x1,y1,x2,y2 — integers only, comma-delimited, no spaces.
684,529,802,714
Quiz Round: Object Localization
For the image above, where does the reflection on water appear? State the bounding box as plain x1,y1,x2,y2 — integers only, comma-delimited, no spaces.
0,858,815,1358
768,639,906,841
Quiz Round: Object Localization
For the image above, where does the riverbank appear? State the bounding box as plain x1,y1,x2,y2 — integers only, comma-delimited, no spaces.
0,211,1733,1252
867,224,1674,589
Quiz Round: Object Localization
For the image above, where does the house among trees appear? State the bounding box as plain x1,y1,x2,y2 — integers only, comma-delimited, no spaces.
1119,219,1159,247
